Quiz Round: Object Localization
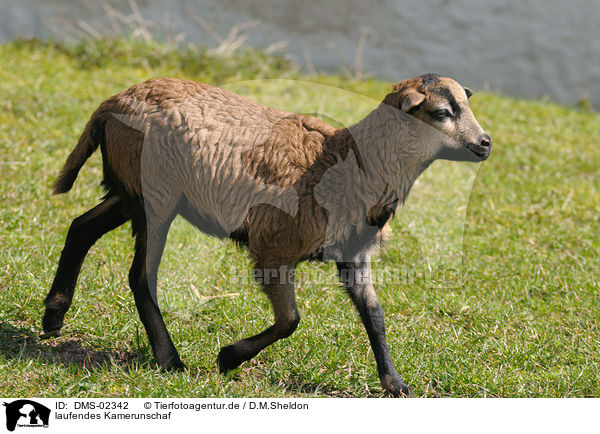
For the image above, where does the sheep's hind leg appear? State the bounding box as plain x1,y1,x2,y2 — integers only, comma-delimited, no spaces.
217,266,300,373
42,196,129,338
337,256,410,397
129,214,185,370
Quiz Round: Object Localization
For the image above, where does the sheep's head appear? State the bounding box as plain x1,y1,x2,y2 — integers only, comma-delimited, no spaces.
384,73,492,162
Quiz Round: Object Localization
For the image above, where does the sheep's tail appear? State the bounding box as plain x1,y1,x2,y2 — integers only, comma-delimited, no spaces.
53,115,104,195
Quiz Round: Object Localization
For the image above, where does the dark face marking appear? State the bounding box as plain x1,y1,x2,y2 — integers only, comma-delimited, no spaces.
429,87,462,119
419,73,441,90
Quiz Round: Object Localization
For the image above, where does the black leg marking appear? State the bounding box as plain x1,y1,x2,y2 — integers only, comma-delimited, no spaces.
337,257,409,397
217,266,300,373
128,214,185,370
42,196,128,337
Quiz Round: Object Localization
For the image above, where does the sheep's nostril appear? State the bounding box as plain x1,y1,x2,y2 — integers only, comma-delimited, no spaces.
480,134,492,148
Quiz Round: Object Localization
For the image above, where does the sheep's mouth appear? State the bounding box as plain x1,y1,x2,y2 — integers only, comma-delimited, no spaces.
464,142,492,161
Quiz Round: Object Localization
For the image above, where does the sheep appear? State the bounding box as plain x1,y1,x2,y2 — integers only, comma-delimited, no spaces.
42,73,491,397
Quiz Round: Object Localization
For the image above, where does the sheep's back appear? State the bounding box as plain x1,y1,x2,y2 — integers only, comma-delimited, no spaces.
101,78,331,234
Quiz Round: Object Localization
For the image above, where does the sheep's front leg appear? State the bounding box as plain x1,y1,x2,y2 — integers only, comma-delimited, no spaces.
337,257,409,397
217,265,300,373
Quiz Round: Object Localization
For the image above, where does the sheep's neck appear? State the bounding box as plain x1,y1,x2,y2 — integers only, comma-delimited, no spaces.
324,104,440,211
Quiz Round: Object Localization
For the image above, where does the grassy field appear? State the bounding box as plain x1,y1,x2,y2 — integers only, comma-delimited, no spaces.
1,38,599,398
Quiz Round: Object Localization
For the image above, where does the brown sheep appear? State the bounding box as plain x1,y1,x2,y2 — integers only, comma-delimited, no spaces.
42,74,491,397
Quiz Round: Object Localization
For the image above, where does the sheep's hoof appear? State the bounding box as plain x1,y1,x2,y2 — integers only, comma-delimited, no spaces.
385,382,410,398
162,361,187,372
216,344,244,374
381,374,411,397
42,309,66,336
157,355,187,371
40,329,62,339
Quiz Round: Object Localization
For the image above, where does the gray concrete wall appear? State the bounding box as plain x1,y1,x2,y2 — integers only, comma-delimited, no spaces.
2,0,599,107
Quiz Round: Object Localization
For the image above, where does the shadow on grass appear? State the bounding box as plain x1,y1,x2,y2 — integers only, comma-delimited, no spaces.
1,320,369,396
0,320,136,372
240,360,361,397
276,375,360,398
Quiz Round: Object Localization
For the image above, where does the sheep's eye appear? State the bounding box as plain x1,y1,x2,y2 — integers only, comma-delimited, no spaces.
431,109,453,120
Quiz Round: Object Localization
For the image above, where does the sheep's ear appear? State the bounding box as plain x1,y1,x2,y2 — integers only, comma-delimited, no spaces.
401,90,426,114
383,83,426,113
464,87,473,98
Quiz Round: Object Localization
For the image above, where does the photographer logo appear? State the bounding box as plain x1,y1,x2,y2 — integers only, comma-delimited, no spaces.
3,400,50,431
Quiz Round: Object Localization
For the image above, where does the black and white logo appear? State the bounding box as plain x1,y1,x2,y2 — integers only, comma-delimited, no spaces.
3,400,50,432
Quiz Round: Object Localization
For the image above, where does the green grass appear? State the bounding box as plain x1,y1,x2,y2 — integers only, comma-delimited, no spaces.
1,38,599,397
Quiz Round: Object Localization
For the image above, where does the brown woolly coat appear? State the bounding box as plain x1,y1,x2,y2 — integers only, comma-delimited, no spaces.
55,78,445,267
